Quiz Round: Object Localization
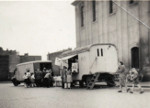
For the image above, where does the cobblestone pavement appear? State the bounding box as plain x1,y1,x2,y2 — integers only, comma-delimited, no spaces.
0,82,150,108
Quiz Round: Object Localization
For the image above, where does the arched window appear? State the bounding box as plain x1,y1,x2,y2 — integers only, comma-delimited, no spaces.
80,3,84,27
92,0,96,21
131,47,139,68
109,0,113,14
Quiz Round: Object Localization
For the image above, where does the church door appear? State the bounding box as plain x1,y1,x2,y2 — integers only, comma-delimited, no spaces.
131,47,139,68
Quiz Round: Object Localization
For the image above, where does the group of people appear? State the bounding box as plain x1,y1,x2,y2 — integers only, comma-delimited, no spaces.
22,62,144,92
23,68,53,88
116,61,144,94
61,66,72,89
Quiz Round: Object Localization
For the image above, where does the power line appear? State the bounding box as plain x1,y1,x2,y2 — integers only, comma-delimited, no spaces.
113,1,150,30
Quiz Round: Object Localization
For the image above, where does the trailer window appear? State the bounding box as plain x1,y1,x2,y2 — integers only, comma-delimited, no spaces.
97,49,100,56
101,49,103,56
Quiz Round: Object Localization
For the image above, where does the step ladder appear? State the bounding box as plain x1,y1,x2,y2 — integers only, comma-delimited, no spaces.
87,73,100,89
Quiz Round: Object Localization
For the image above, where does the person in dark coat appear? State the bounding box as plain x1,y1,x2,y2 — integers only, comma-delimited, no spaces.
42,68,47,78
61,66,67,88
42,68,47,85
35,69,42,87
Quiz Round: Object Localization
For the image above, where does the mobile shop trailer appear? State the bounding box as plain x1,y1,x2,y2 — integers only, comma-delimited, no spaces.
11,60,52,86
60,43,118,88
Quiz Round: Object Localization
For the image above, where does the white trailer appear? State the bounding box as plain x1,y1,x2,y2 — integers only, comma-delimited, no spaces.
59,43,118,88
11,60,52,86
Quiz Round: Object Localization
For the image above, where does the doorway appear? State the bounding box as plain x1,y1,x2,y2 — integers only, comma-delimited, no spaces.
131,47,139,68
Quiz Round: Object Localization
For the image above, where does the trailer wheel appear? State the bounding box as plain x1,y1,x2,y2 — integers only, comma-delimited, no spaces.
12,78,20,86
13,82,19,86
79,81,84,88
85,76,92,86
106,79,116,87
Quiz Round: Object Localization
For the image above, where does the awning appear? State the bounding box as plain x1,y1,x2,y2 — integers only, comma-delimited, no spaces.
61,54,77,60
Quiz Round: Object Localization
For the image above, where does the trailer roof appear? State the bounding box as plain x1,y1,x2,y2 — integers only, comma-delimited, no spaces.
16,60,52,66
60,43,116,57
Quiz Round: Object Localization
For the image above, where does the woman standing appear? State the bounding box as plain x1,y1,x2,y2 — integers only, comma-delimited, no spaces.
30,73,36,87
66,69,72,89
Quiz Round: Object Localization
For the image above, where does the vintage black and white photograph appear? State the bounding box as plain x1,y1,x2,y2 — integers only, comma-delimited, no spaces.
0,0,150,108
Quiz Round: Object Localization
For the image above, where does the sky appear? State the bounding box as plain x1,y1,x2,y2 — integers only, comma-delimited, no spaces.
0,0,76,60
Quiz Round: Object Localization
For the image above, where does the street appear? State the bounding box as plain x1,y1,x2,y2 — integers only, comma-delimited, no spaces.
0,82,150,108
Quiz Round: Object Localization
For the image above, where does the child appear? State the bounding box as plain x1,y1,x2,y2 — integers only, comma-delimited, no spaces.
30,73,36,87
116,62,128,92
23,73,28,87
26,69,31,87
127,68,144,94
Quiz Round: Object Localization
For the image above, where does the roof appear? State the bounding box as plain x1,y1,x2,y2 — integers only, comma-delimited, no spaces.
17,60,52,66
60,54,78,60
60,45,90,57
60,43,116,57
72,0,82,6
47,48,71,55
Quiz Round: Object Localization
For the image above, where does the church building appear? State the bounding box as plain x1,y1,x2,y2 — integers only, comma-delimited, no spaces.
72,0,150,80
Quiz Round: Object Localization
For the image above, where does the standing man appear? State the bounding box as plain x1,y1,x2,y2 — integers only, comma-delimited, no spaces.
42,68,47,86
61,66,67,88
42,68,47,78
35,69,42,87
116,61,128,92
